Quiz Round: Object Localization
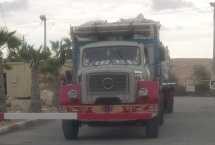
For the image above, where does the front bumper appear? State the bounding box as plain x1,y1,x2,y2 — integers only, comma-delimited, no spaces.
78,112,155,121
63,104,158,121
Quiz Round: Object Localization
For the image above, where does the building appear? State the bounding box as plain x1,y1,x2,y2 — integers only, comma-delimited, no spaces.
171,58,212,87
5,62,31,99
4,61,72,112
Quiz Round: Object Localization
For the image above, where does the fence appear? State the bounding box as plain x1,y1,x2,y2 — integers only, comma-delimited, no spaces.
175,80,214,96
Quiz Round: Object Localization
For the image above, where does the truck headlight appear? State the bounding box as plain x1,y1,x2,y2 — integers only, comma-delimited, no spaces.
138,88,148,97
67,89,78,100
134,70,144,80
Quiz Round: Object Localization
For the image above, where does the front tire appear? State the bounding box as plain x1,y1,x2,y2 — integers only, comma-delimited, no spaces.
165,90,174,114
62,120,79,140
166,100,173,113
145,117,159,138
166,96,174,113
159,107,164,125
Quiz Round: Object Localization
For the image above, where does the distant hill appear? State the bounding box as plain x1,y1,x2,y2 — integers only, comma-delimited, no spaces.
171,58,212,86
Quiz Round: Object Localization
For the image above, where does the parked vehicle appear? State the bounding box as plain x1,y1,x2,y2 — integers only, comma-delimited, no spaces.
59,15,175,139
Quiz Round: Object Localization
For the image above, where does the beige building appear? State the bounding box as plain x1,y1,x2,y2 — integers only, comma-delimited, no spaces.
4,61,72,112
4,61,72,99
171,58,212,87
5,62,31,99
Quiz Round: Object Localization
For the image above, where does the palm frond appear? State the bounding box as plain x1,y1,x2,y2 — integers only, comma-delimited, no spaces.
7,35,21,49
0,27,18,48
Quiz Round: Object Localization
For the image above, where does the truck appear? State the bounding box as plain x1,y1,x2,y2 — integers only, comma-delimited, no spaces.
59,14,175,139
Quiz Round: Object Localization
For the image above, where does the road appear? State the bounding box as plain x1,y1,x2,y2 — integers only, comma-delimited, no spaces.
1,97,215,145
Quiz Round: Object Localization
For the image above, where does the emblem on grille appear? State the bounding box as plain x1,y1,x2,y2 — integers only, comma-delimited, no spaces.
102,77,114,90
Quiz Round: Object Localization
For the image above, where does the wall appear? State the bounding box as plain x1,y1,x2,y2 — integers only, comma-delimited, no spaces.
5,62,31,99
4,61,72,112
171,58,212,87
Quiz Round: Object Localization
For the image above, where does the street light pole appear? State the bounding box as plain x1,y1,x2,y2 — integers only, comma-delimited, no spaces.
210,2,215,81
40,15,47,51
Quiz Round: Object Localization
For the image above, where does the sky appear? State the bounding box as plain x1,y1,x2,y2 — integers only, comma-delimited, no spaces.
0,0,214,58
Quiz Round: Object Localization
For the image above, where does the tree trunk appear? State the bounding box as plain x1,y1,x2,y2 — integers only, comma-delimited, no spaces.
52,76,60,107
30,65,41,112
0,57,6,112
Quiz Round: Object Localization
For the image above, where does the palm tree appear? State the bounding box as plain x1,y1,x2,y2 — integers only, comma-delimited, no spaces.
10,40,52,112
50,38,72,64
7,37,72,110
29,48,42,112
0,27,21,112
21,43,50,112
9,42,51,112
7,37,22,61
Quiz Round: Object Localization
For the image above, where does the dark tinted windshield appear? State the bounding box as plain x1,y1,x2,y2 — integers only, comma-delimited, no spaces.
83,46,141,66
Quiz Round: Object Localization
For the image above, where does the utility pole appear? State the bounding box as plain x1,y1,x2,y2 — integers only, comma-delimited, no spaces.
40,15,47,51
209,2,215,91
210,3,215,80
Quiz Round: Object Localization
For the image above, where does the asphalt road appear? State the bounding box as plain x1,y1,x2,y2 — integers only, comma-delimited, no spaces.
1,97,215,145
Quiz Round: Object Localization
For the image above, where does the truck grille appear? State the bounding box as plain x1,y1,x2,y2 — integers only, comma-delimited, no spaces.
87,73,128,93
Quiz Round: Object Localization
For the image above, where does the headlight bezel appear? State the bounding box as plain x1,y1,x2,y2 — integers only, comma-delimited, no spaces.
138,87,148,97
67,89,78,100
134,70,144,80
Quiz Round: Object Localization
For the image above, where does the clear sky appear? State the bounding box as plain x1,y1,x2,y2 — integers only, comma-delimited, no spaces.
0,0,214,58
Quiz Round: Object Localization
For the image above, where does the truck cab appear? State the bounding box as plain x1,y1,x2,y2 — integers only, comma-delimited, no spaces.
78,41,150,105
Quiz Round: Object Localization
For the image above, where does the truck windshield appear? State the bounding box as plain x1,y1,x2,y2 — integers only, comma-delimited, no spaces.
83,46,141,66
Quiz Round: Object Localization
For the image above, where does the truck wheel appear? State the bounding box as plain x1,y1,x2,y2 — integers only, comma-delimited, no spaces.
145,117,159,138
159,107,164,126
165,90,174,114
159,93,165,125
62,120,79,140
166,101,173,113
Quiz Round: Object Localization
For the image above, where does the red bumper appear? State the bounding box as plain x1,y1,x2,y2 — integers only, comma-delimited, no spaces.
78,112,155,121
63,104,158,122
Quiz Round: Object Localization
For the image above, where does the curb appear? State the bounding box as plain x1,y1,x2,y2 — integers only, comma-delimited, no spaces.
0,120,46,135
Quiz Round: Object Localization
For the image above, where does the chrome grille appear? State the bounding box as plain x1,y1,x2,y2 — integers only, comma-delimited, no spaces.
87,73,128,93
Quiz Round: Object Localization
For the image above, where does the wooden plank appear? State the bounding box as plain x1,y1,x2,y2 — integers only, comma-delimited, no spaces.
3,113,77,120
